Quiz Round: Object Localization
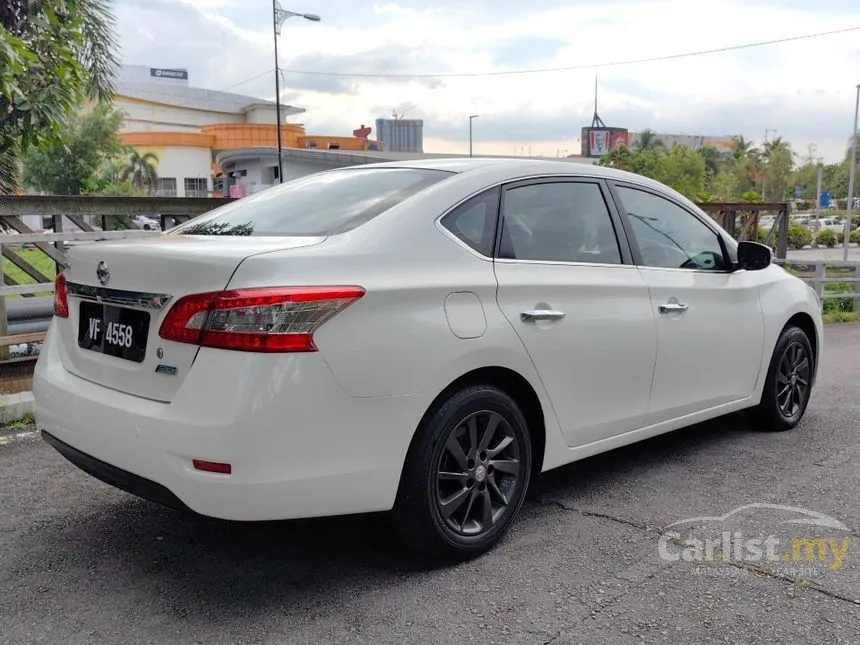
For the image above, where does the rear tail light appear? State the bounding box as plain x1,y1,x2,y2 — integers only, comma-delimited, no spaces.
53,272,69,318
159,286,364,352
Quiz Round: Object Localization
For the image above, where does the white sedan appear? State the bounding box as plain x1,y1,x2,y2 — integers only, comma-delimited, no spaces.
34,159,823,561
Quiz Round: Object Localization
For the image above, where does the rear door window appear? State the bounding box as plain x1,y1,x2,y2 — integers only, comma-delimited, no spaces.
172,167,453,237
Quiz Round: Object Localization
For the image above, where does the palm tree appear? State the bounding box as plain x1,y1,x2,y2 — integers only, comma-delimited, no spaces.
120,150,159,194
762,136,792,161
731,135,757,161
636,129,664,151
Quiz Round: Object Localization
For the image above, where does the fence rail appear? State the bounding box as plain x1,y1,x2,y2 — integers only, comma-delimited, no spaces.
1,195,231,364
773,259,860,312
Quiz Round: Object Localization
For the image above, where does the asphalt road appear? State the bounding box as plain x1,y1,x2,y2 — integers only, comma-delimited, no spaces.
2,325,860,645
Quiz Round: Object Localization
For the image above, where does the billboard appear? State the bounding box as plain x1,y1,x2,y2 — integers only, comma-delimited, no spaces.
581,127,629,157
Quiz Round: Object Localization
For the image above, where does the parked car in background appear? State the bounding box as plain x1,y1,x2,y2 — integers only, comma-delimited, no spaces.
809,218,844,233
34,159,823,562
132,214,161,231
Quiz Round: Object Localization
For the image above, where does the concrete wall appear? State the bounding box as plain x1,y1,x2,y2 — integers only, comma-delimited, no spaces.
116,99,245,133
244,106,280,124
224,157,336,195
132,146,212,197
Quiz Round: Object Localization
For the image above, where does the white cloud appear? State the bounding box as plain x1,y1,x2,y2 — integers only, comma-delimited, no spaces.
113,0,860,162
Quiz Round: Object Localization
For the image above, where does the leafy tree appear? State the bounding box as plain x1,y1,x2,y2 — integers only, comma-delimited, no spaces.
655,145,706,199
120,150,159,194
0,0,119,193
698,146,723,178
83,179,147,197
710,170,739,201
22,102,123,194
760,136,794,200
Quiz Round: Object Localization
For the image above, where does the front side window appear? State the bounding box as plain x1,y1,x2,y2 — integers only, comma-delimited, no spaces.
499,181,622,264
171,167,453,237
615,186,727,271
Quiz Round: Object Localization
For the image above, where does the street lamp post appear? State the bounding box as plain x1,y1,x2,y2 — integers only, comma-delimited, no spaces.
469,114,479,157
272,3,320,184
844,84,859,260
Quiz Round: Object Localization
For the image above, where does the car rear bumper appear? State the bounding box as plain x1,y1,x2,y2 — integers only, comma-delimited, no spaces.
41,430,192,513
33,324,426,521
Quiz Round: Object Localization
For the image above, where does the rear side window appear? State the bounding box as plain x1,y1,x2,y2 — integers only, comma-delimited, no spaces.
440,187,500,256
171,167,453,237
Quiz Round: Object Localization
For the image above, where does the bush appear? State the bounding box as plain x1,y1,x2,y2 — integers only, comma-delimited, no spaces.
794,200,812,211
787,224,813,249
816,228,839,248
823,283,854,314
757,227,777,249
851,229,860,244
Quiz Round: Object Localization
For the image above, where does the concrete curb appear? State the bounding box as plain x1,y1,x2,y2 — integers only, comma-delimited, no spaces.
0,392,34,425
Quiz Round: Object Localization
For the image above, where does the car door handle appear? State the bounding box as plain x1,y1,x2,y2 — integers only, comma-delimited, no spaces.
520,310,566,322
658,303,689,314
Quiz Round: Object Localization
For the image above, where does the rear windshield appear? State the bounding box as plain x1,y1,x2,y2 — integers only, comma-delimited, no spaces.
170,167,453,237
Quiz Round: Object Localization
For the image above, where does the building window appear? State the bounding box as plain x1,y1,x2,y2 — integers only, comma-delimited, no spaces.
184,178,208,198
154,178,177,197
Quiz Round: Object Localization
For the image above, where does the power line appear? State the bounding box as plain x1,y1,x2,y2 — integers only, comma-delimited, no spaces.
280,25,860,79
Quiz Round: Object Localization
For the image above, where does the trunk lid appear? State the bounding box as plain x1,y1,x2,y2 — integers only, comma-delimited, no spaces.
57,234,325,402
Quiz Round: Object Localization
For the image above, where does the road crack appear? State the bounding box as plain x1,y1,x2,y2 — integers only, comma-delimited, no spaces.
546,499,655,532
726,560,860,606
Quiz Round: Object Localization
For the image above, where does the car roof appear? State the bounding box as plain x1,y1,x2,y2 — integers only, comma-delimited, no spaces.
358,156,692,204
368,156,669,184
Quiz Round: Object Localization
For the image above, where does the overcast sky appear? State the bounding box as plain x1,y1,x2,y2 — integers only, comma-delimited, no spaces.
115,0,860,162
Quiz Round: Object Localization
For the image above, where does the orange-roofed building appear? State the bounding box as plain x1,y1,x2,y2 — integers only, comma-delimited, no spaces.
111,65,380,197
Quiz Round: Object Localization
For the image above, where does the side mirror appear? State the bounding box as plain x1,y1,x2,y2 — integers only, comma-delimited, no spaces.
737,241,772,271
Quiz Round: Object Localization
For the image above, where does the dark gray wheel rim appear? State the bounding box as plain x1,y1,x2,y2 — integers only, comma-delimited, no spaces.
434,410,522,536
776,341,811,418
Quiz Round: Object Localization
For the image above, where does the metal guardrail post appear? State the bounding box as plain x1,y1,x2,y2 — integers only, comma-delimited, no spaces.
0,237,7,361
854,264,860,314
813,262,825,300
52,214,65,275
776,207,789,259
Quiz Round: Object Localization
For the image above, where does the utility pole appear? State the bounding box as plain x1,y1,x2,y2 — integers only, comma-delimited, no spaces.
814,163,823,231
272,0,283,183
844,84,859,261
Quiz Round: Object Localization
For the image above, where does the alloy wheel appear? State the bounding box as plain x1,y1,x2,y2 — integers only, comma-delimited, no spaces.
434,410,523,536
776,341,811,418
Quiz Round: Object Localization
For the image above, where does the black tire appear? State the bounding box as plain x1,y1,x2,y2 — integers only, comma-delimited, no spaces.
747,325,815,432
391,384,532,562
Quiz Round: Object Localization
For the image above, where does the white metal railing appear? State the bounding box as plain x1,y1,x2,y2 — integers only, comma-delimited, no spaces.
774,258,860,311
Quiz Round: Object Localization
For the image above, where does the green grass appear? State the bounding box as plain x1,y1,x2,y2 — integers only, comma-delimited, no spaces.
823,311,860,325
1,412,35,432
1,246,58,298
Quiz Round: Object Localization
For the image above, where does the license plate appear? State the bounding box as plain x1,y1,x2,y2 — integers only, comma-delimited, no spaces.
77,301,150,363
